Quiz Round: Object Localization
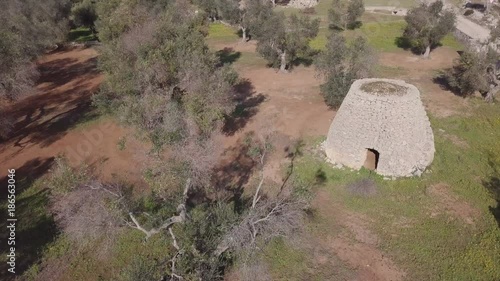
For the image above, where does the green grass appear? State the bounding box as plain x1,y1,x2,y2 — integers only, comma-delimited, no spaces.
440,33,463,51
267,101,500,280
310,20,407,51
206,23,240,45
265,238,308,281
311,20,463,53
67,27,97,43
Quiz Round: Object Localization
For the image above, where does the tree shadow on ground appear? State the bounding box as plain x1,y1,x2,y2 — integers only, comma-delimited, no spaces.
0,157,57,280
223,79,266,136
464,3,486,12
394,37,445,56
348,21,363,30
275,0,291,6
216,47,242,66
0,157,54,197
432,73,461,95
212,137,257,213
484,176,500,229
432,53,478,99
0,47,101,151
290,49,319,69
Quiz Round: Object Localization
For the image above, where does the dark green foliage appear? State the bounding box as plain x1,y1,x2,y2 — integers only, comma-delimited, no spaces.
254,12,320,71
315,34,375,108
71,0,98,33
402,0,455,57
443,51,487,96
329,0,365,30
441,48,499,98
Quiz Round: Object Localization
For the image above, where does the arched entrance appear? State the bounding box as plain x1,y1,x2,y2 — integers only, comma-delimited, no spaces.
363,148,379,170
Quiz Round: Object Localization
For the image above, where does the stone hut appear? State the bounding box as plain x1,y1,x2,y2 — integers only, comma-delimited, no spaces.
324,78,435,177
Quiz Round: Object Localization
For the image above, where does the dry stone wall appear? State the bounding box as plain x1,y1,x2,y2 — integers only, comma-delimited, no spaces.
324,78,435,177
287,0,318,8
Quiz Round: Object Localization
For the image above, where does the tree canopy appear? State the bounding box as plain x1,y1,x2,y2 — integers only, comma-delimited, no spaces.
402,0,455,58
71,0,98,33
442,47,500,102
328,0,365,30
95,0,237,149
315,33,375,107
254,12,320,72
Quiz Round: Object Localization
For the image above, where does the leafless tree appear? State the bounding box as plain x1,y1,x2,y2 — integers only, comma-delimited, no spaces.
215,130,307,257
50,180,124,248
173,133,224,187
216,194,307,256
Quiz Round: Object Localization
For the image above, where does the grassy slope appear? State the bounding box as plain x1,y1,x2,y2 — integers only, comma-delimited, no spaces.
267,101,500,281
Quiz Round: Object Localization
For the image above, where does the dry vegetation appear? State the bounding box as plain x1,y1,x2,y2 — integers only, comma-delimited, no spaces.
0,0,499,280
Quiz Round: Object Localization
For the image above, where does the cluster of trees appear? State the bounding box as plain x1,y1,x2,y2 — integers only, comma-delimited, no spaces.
399,0,499,101
39,0,309,280
195,0,320,72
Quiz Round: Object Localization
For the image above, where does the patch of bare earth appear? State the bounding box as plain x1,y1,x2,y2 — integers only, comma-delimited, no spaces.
427,183,479,224
441,132,470,149
312,189,406,281
379,48,470,118
0,46,146,187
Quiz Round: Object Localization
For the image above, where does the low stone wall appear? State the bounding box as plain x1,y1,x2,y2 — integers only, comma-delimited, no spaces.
287,0,318,8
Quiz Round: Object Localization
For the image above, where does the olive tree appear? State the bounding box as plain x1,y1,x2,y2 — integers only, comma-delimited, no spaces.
95,0,237,149
329,0,365,30
402,0,455,58
315,33,375,108
254,12,320,72
443,48,500,102
71,0,98,33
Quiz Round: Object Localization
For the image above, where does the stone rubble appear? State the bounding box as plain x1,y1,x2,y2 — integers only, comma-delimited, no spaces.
324,78,435,177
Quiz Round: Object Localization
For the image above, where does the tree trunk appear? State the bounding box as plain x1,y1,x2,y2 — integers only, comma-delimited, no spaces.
279,51,287,73
241,27,248,42
422,45,431,59
485,84,499,102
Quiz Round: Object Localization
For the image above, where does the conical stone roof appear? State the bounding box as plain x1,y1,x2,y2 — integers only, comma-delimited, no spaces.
324,78,435,177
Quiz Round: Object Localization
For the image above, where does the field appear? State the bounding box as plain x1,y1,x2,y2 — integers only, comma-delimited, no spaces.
0,1,499,280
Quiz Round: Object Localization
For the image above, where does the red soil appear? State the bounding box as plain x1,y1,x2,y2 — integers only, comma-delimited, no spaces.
0,46,143,187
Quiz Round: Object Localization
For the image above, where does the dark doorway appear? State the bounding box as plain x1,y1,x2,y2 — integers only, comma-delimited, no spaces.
363,148,379,170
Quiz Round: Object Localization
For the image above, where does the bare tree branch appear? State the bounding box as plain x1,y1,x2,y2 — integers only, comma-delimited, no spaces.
127,179,191,240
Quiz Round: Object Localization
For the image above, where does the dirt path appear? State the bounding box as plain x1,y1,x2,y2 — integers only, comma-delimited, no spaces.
0,46,144,187
312,189,406,281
